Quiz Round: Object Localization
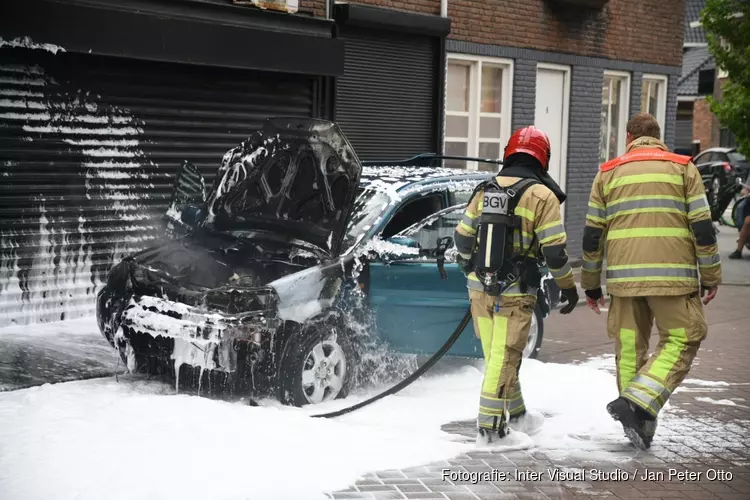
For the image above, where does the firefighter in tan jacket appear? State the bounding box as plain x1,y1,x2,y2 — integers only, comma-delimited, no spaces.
454,126,579,447
581,112,722,450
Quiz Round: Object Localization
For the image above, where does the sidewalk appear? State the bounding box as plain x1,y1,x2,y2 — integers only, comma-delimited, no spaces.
328,285,750,499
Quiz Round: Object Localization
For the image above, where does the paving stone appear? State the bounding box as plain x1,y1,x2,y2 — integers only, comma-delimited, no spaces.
403,493,449,499
396,484,430,493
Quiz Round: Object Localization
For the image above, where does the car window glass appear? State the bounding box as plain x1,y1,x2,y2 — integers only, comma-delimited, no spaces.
381,194,444,239
715,153,728,163
400,206,464,251
728,152,746,163
453,189,474,205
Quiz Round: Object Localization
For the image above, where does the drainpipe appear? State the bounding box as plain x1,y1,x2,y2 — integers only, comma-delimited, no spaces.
441,0,447,17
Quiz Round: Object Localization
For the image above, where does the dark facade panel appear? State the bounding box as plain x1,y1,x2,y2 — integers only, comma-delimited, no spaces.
0,48,318,326
0,0,344,76
334,27,439,161
334,3,451,37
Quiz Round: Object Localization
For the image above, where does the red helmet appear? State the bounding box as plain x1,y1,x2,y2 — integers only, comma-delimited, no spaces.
503,126,551,170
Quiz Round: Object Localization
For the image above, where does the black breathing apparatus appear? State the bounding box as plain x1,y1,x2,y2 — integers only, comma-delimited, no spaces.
470,178,540,306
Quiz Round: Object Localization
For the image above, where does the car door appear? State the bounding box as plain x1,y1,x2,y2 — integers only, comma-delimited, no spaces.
367,205,483,358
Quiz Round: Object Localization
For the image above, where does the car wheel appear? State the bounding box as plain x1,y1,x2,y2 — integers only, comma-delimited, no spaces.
277,323,357,407
522,304,545,360
116,335,172,376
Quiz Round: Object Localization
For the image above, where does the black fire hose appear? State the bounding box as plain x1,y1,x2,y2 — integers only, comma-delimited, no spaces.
310,306,473,419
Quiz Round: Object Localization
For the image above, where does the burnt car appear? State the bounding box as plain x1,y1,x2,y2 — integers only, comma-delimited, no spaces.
96,118,558,408
97,118,366,406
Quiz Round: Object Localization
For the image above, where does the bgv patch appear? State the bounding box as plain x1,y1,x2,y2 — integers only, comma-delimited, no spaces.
483,191,510,215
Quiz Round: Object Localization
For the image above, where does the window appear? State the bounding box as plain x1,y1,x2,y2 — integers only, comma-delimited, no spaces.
445,55,513,171
600,71,631,164
641,75,668,140
381,193,444,239
399,206,465,251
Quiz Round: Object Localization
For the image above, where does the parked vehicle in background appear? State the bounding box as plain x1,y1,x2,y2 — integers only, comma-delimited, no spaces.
95,119,558,409
692,147,750,221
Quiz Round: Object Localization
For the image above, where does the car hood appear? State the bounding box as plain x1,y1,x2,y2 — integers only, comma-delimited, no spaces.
201,117,362,257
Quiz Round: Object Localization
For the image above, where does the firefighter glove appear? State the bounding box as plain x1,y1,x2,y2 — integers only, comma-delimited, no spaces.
585,287,603,301
456,254,473,275
559,286,579,314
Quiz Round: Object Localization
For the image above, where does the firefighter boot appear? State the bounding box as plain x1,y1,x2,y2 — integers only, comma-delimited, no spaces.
509,409,545,435
476,413,534,450
606,396,654,450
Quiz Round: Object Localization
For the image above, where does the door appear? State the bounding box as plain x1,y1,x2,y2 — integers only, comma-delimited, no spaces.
534,65,570,216
367,205,483,358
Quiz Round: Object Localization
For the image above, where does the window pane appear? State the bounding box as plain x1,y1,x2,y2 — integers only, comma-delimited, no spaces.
446,115,469,138
478,142,501,159
481,66,503,113
479,116,501,139
640,81,651,113
444,141,468,168
648,81,659,116
609,79,622,160
447,63,470,112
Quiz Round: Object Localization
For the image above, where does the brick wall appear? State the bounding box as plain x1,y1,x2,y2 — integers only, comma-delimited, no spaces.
345,0,442,15
298,0,326,17
565,66,604,254
693,98,715,151
447,0,684,67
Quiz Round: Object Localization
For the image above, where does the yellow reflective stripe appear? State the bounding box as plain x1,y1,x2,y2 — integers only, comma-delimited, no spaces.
586,214,606,224
589,200,606,210
603,173,684,196
648,327,687,381
622,387,662,417
607,276,699,283
465,209,478,219
536,222,565,244
608,194,685,205
606,227,691,240
515,206,535,222
606,207,686,221
458,220,477,235
550,263,573,279
618,328,637,393
630,374,671,404
606,263,696,270
582,259,602,272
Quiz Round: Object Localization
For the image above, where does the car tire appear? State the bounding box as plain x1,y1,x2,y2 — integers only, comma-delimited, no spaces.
116,335,172,377
276,321,357,407
523,304,545,360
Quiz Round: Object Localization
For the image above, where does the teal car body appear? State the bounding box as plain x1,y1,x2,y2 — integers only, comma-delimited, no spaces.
341,159,560,360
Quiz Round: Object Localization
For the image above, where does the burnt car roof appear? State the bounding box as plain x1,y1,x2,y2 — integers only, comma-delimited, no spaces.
358,165,491,195
202,117,362,257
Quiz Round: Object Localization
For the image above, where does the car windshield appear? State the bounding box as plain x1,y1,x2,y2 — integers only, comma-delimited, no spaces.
341,188,391,254
729,152,746,163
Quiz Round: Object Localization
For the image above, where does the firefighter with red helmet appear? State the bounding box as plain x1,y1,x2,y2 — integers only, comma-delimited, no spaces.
454,126,579,446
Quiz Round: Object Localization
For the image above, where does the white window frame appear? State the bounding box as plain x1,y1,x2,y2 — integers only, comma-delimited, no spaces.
444,53,514,170
641,74,669,140
601,70,631,162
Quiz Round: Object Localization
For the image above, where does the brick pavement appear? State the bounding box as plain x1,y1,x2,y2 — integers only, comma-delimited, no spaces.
328,284,750,500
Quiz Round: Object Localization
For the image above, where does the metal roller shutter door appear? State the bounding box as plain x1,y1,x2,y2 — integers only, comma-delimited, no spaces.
0,48,316,326
675,116,694,151
334,27,438,161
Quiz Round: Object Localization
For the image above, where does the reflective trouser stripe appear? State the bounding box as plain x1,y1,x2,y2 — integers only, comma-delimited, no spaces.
618,328,637,393
648,328,687,381
623,373,672,418
479,386,525,418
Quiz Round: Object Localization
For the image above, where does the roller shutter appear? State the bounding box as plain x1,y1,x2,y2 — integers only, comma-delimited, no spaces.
0,48,317,326
675,115,694,152
334,27,439,162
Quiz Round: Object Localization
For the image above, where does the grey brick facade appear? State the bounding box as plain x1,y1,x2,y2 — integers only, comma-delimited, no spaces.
445,39,682,258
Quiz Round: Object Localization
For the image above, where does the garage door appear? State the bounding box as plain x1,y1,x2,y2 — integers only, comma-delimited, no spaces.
0,48,317,326
334,27,439,162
